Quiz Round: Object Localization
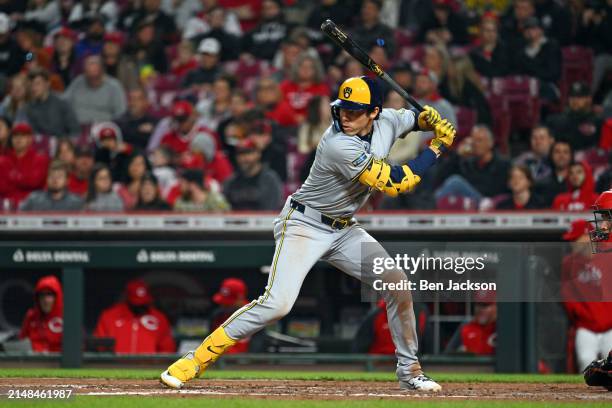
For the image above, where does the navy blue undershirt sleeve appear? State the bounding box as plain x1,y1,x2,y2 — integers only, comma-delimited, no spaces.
389,148,438,182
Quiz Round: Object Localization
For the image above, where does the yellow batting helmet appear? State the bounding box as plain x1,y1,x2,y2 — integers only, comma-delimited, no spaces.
331,76,383,129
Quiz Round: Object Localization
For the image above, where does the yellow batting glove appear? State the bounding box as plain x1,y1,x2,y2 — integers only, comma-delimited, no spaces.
429,119,456,150
417,105,441,131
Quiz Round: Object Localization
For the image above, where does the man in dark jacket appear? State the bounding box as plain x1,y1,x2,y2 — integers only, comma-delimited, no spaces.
435,124,511,204
117,88,158,151
25,68,80,138
241,0,291,61
546,82,603,152
223,138,282,210
352,0,396,56
512,16,561,102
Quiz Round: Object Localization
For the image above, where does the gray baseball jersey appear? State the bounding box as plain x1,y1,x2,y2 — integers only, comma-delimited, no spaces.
292,108,417,218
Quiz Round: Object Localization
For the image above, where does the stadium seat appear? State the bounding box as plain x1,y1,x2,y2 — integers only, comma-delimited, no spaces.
490,76,540,132
454,106,477,143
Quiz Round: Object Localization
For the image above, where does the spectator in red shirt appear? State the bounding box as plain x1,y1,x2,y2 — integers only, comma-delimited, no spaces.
19,275,64,353
0,122,49,209
445,290,497,355
553,161,598,211
68,146,95,198
160,100,220,155
210,278,250,353
93,279,176,354
279,53,329,124
561,219,612,371
352,300,428,355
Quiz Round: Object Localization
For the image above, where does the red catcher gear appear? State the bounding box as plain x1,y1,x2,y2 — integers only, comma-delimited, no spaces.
19,275,64,352
590,190,612,252
93,303,176,354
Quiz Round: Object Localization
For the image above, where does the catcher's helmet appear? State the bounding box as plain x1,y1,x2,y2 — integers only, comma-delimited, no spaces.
589,190,612,252
331,76,383,131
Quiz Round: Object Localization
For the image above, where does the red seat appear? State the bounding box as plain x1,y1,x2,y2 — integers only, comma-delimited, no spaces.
454,106,477,143
489,76,540,142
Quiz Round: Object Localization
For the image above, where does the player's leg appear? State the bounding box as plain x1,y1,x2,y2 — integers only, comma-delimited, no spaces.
323,226,441,391
161,210,332,388
597,329,612,362
575,327,600,371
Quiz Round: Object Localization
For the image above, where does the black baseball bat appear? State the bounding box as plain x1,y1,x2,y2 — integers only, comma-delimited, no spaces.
321,19,424,112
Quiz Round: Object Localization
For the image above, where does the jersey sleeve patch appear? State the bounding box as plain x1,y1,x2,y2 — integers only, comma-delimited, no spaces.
352,152,369,167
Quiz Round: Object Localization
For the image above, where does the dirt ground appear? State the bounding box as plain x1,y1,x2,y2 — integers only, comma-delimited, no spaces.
0,378,611,401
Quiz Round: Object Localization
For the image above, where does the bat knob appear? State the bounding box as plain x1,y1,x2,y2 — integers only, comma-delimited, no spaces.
321,19,335,33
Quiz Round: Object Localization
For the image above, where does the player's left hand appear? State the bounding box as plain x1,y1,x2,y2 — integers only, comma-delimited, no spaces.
418,105,441,131
429,119,456,150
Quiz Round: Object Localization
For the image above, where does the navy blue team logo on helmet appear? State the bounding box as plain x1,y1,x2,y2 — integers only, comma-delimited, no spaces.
343,87,352,99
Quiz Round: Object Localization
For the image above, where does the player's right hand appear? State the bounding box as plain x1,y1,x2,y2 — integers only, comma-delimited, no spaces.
418,105,441,131
429,119,456,150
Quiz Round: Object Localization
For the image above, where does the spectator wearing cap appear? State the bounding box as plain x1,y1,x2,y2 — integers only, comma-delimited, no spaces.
512,16,562,102
50,27,79,88
182,37,221,90
92,121,134,181
102,31,140,90
0,12,28,77
93,279,176,354
248,118,287,182
19,160,84,212
19,275,64,352
445,290,497,355
0,122,48,208
469,15,510,78
117,88,158,152
500,0,536,54
495,165,545,210
68,145,95,197
240,0,289,61
418,0,470,46
74,15,106,59
513,125,555,183
174,168,230,212
279,53,329,125
351,0,396,57
25,68,80,139
561,219,612,371
413,68,457,145
546,82,604,152
223,138,282,211
64,55,127,125
435,124,511,206
115,153,152,210
535,139,573,206
130,0,177,43
188,7,242,62
181,131,234,184
552,161,598,211
125,18,168,74
134,173,171,211
85,163,124,212
209,278,250,354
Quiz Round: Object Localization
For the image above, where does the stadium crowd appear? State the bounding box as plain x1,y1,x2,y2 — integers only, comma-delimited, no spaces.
0,0,610,212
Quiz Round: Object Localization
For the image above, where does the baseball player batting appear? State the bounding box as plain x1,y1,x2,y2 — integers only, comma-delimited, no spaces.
161,76,456,392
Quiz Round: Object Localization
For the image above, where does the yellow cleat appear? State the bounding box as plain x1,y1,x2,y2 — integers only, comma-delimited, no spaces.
160,327,237,389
